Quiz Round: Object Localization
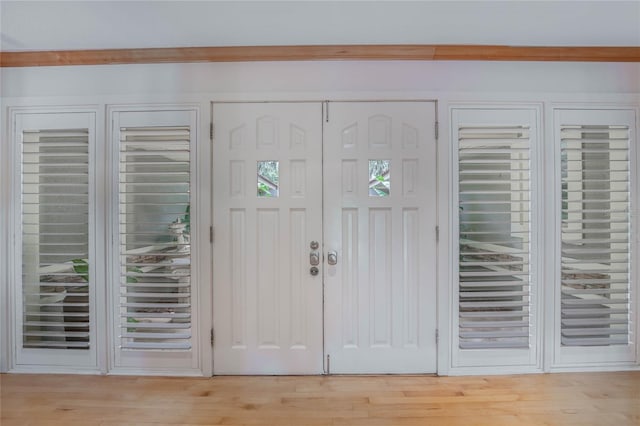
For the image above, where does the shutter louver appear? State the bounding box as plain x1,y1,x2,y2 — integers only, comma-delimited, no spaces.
560,124,630,347
21,129,90,350
458,125,531,349
119,126,192,351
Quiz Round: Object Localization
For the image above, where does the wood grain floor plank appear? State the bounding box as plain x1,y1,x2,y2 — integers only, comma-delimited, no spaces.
1,372,639,425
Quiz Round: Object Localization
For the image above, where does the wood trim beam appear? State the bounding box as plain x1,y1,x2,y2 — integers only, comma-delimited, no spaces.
2,45,639,67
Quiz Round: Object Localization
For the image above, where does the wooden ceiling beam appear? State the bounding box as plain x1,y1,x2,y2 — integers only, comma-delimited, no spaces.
2,45,639,67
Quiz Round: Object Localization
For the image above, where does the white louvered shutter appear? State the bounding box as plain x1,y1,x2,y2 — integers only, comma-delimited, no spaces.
112,109,199,372
452,108,539,369
14,111,97,368
556,109,635,364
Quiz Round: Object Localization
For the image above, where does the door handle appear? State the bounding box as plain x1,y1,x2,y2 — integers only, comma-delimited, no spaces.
327,251,338,266
310,252,320,266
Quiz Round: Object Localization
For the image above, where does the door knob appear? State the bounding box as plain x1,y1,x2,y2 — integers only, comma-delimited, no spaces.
327,251,338,265
310,251,320,266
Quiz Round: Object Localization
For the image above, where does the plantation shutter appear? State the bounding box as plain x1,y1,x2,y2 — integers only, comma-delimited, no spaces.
556,109,635,363
14,111,97,369
452,108,539,369
112,109,199,372
119,126,191,350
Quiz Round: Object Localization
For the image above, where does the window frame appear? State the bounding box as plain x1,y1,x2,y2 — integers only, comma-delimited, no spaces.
449,105,543,372
107,105,203,374
8,107,102,372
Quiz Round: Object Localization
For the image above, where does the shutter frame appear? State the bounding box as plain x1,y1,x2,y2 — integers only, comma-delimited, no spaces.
110,107,200,373
12,110,98,370
451,107,540,370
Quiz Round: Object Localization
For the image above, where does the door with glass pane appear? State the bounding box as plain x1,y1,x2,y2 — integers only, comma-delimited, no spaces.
212,101,437,374
212,102,324,374
12,111,98,369
323,102,438,373
111,108,200,373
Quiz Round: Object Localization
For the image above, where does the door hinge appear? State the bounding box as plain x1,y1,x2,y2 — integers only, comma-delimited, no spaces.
324,101,329,123
210,226,214,243
436,329,439,344
435,120,439,140
210,328,215,346
435,225,440,242
326,354,331,375
210,122,214,141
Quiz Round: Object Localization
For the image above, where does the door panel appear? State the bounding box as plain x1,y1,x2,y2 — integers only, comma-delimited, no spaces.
323,102,437,373
213,103,323,374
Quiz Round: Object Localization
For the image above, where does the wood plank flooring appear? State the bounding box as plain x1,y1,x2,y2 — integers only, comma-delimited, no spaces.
1,372,639,425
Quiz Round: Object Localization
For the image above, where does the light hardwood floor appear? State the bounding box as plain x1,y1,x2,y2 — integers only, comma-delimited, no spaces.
1,372,639,425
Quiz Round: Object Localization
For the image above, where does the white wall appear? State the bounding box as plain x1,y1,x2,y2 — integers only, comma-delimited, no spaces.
3,61,640,98
2,1,639,51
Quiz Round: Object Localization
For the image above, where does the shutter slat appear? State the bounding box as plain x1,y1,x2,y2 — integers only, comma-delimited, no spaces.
121,342,191,350
460,311,529,318
460,320,528,328
460,340,528,349
120,322,191,329
460,330,529,338
122,312,190,319
562,318,628,326
121,332,192,339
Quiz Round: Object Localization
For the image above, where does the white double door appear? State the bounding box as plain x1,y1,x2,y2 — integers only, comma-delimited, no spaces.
212,101,437,374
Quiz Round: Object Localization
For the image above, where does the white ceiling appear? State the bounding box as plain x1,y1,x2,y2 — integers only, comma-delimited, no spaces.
1,1,639,52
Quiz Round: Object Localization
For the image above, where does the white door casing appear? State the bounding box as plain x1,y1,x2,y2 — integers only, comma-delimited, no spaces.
212,101,438,374
212,102,324,374
323,101,438,373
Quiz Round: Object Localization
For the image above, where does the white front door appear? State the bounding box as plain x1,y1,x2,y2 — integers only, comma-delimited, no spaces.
213,101,437,374
323,102,438,373
212,102,324,374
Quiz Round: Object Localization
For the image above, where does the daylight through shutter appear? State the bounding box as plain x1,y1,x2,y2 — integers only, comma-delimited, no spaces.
22,128,91,349
119,126,192,350
458,125,531,349
560,124,630,347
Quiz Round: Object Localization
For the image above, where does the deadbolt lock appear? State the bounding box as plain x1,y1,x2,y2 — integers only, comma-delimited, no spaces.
310,266,319,276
